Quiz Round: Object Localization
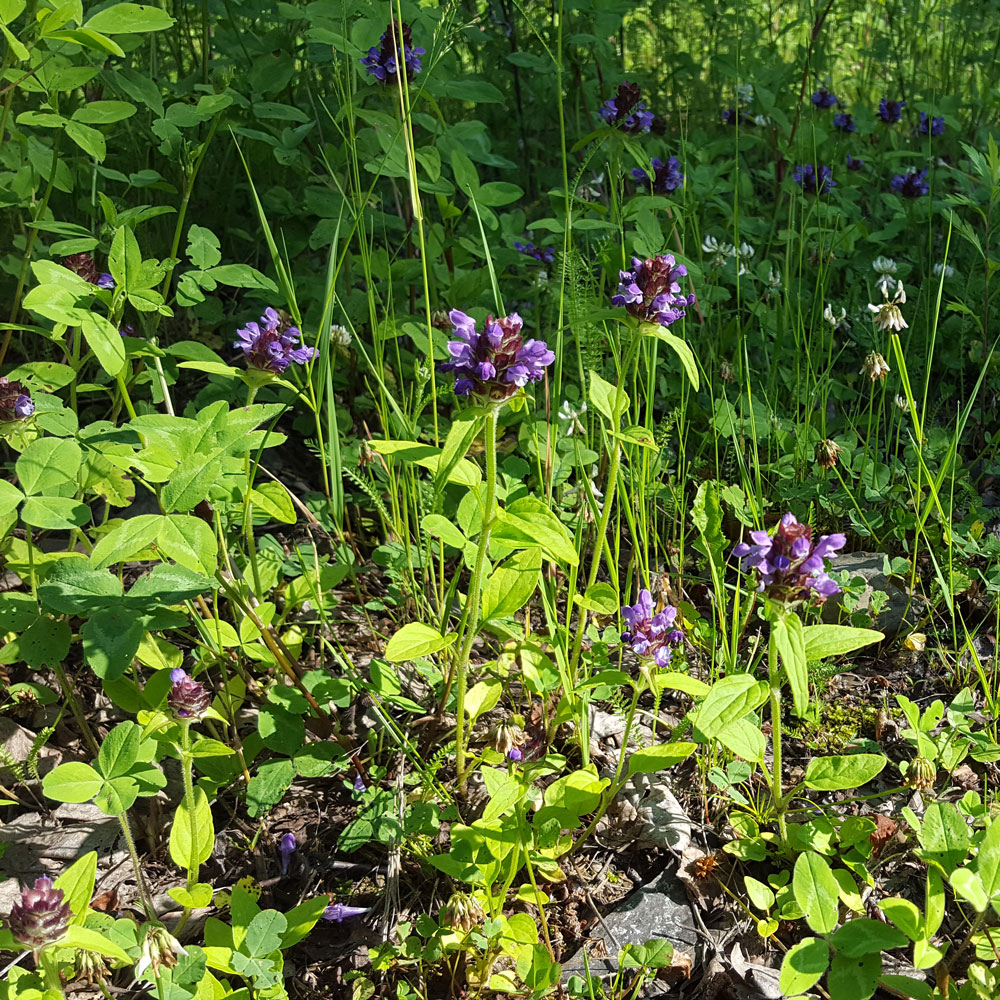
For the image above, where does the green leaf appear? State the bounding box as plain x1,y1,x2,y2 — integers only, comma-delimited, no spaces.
950,868,989,912
493,498,578,566
16,436,81,496
108,224,142,294
575,582,619,615
627,742,696,776
91,515,160,568
744,876,774,911
72,100,136,124
64,924,132,963
691,674,768,741
804,753,888,791
95,774,139,814
169,786,215,870
793,851,840,935
640,324,699,390
80,311,127,376
169,883,214,909
97,721,140,779
877,977,933,1000
831,918,908,957
82,608,144,680
691,480,725,568
773,612,809,717
64,120,106,160
38,560,122,615
384,622,457,662
780,937,829,995
918,802,970,872
249,482,296,524
801,624,884,660
186,224,222,268
975,814,1000,897
42,762,102,804
20,496,91,530
19,615,71,668
422,513,466,549
482,546,540,621
588,369,629,422
827,951,881,1000
716,717,766,763
465,678,502,722
157,514,218,575
53,851,98,924
84,3,176,33
280,896,329,949
242,910,287,957
0,479,25,516
878,897,922,941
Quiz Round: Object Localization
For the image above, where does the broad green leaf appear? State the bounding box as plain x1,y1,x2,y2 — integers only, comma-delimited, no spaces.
82,607,144,680
384,622,457,662
716,716,766,763
627,742,696,776
804,753,888,791
827,952,881,1000
108,224,142,294
588,369,629,422
0,480,25,517
98,721,140,778
16,436,82,496
169,786,215,870
42,762,103,804
280,896,329,949
168,882,213,909
243,909,287,957
773,612,809,717
84,3,176,33
422,513,466,549
38,560,122,615
877,977,933,1000
64,924,132,963
802,624,884,660
831,918,908,956
157,514,218,574
575,582,619,615
72,100,136,124
744,876,774,911
53,851,98,924
976,814,1000,897
640,324,699,390
465,678,502,722
494,498,578,566
20,496,91,530
691,674,768,741
793,851,840,934
950,868,989,912
482,546,540,621
186,224,222,268
918,802,970,872
779,937,829,995
879,897,922,941
691,480,725,568
64,120,106,159
249,482,296,524
91,514,160,568
654,672,709,697
80,311,127,376
18,615,71,668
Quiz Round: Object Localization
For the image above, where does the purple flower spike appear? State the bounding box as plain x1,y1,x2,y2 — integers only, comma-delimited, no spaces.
513,240,556,265
919,113,945,137
832,112,856,132
811,88,838,109
8,877,71,953
731,512,846,606
323,903,370,922
0,377,34,421
278,833,296,875
877,98,905,124
234,307,318,375
438,310,553,402
632,156,684,195
600,81,655,134
620,589,684,667
890,168,929,198
612,255,695,328
792,164,836,195
167,669,211,721
360,20,425,83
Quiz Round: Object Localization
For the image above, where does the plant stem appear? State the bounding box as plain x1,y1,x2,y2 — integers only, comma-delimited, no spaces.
117,810,157,920
179,720,199,890
768,625,789,849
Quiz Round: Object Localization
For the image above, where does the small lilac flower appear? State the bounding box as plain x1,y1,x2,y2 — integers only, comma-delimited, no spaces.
846,154,864,171
353,773,366,793
612,255,696,328
323,903,369,922
167,668,211,721
832,112,856,132
97,272,115,290
8,877,71,953
792,164,836,195
919,112,945,137
513,240,556,265
877,98,905,124
234,306,318,375
731,512,846,605
721,108,752,126
0,377,34,421
438,310,554,402
600,81,654,134
506,747,523,763
119,324,135,338
278,833,296,875
811,88,838,109
631,156,684,195
360,20,425,83
620,589,684,667
890,168,930,198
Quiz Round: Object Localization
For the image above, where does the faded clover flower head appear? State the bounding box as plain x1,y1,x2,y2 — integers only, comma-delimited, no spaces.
167,668,211,721
323,902,370,922
872,256,898,278
0,377,35,421
832,112,856,132
600,81,654,134
8,877,71,952
767,266,783,290
234,307,317,375
620,589,684,667
612,255,696,327
878,98,906,124
361,20,425,83
920,113,945,137
824,303,847,328
811,88,838,109
792,163,836,195
513,240,556,264
702,235,736,266
815,438,843,469
894,393,909,411
846,154,864,171
861,352,891,381
441,891,485,934
731,512,846,605
632,156,684,195
135,925,188,983
869,280,908,333
890,167,929,198
438,310,554,402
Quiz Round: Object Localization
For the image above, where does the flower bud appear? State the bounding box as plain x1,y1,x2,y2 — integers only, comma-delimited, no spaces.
8,877,71,952
440,891,485,934
904,756,936,791
167,669,211,721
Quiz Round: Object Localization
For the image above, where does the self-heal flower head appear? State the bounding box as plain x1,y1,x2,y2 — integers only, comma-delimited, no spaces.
632,156,684,195
0,377,34,421
323,902,370,922
167,668,211,721
361,20,425,83
811,88,838,109
612,255,695,328
278,833,296,875
8,877,71,954
620,589,684,668
513,240,556,265
890,168,929,198
234,306,318,375
62,252,100,284
919,112,945,137
832,112,856,132
438,310,553,402
600,81,654,134
792,163,836,195
731,512,846,605
878,98,905,124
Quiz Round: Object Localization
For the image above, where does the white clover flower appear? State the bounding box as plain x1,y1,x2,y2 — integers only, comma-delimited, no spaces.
932,262,955,279
737,242,755,276
861,352,891,381
767,266,782,290
558,399,587,434
736,83,754,105
869,280,908,333
135,925,188,983
872,256,898,278
753,114,771,127
894,394,908,411
702,235,736,266
824,303,846,326
534,269,549,289
578,172,604,201
330,324,352,348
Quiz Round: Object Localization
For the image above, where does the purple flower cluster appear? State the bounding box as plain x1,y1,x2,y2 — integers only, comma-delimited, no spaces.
920,112,945,137
361,20,425,83
234,307,317,374
632,156,684,195
846,154,865,171
612,255,695,328
792,163,836,195
167,668,211,720
890,168,930,198
600,81,654,134
832,112,856,133
878,98,905,124
731,512,846,605
721,108,752,126
811,88,838,109
620,590,683,667
438,310,554,401
0,376,34,421
8,877,71,952
513,240,556,265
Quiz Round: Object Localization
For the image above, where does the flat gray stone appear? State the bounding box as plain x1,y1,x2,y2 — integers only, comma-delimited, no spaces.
563,866,697,977
822,551,923,635
0,717,62,782
0,804,123,877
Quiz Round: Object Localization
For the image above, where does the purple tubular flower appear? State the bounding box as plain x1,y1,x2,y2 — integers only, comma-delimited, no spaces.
167,668,211,721
920,112,945,137
506,747,523,763
600,81,655,134
323,903,369,922
438,310,554,402
353,773,366,793
612,255,696,327
846,154,864,171
513,240,556,265
731,512,846,605
97,272,116,290
0,377,34,421
620,589,683,667
632,156,684,195
360,20,425,83
890,168,930,198
792,164,836,195
811,88,838,109
278,833,296,874
832,112,856,132
878,98,905,124
234,306,318,375
8,877,71,953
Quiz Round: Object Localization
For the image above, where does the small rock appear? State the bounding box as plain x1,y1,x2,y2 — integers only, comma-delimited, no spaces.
822,551,923,635
596,774,692,852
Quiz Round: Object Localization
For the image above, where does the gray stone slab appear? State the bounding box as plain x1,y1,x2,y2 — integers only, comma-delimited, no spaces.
822,551,923,635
